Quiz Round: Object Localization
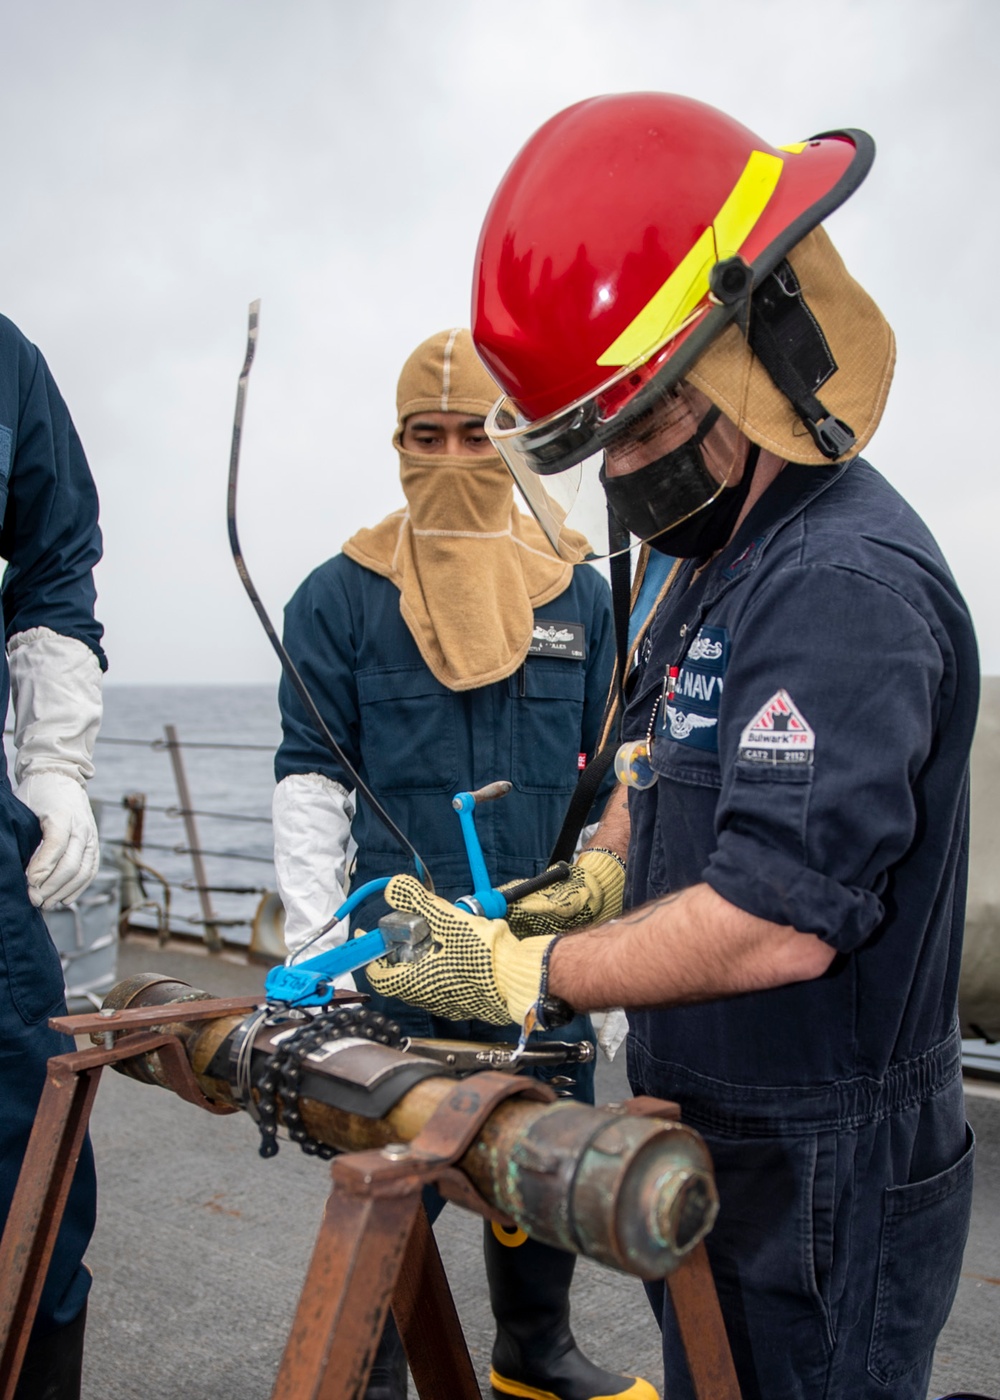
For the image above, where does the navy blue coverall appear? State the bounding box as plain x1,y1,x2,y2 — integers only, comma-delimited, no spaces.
0,315,105,1331
622,458,978,1399
275,552,615,1097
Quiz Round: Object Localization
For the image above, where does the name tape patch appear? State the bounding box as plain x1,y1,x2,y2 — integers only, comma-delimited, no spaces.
739,689,815,765
528,621,585,660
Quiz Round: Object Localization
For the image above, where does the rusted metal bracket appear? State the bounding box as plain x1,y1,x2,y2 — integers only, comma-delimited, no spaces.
0,1009,740,1400
274,1072,557,1399
610,1096,740,1399
276,1076,740,1399
51,1000,262,1116
0,1022,236,1400
48,994,265,1037
340,1071,558,1224
332,1071,555,1197
0,1002,262,1399
667,1242,742,1399
0,1049,101,1400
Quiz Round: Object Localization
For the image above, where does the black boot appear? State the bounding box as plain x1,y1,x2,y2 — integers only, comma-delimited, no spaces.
484,1223,658,1400
363,1309,408,1400
13,1303,86,1400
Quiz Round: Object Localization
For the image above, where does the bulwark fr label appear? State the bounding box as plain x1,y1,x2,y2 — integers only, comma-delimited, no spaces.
528,622,585,660
738,689,815,764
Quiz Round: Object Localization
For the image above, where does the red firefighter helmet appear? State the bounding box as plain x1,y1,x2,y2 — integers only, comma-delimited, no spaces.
471,94,876,554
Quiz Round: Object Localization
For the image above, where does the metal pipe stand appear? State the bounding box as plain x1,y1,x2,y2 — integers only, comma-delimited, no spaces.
0,1004,741,1400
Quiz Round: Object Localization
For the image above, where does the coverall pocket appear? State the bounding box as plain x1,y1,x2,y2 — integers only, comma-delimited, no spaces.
5,786,43,867
644,749,722,899
509,659,584,794
728,760,814,858
867,1124,975,1385
356,665,460,793
0,787,65,1025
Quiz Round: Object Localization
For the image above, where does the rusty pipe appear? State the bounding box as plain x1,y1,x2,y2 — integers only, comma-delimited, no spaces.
98,975,718,1278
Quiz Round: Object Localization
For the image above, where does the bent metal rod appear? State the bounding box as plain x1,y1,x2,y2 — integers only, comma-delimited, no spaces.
226,300,433,891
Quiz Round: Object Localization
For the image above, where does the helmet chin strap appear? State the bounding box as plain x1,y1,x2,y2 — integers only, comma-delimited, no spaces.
743,258,857,460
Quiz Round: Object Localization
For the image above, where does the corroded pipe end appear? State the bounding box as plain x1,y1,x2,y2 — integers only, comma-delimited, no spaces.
472,1101,718,1278
582,1116,718,1277
96,975,218,1089
101,974,213,1013
650,1168,719,1257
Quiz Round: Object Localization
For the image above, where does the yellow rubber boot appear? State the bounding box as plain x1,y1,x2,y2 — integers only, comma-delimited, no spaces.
485,1223,659,1400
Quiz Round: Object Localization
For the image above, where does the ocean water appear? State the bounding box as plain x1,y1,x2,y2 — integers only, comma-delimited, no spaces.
91,684,282,945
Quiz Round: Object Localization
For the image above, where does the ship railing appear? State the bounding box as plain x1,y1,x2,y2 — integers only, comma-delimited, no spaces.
87,724,285,963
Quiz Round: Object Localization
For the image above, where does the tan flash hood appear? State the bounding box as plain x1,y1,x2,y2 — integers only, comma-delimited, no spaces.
689,225,896,465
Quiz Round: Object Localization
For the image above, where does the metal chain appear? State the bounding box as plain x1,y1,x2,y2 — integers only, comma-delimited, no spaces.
255,1004,402,1160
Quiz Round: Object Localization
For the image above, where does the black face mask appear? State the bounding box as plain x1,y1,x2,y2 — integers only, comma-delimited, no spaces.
600,407,759,559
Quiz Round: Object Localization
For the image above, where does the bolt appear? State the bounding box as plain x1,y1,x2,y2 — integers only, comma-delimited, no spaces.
381,1143,410,1160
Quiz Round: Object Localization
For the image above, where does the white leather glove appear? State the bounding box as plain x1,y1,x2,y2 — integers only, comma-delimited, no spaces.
590,1008,629,1062
8,627,103,909
16,772,99,908
272,772,356,983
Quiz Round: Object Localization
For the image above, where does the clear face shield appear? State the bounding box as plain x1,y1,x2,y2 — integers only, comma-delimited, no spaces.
486,322,754,562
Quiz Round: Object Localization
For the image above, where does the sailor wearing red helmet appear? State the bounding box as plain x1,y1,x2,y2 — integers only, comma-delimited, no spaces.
368,95,979,1398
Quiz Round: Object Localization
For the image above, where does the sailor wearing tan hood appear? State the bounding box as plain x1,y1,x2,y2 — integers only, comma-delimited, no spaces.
272,330,656,1400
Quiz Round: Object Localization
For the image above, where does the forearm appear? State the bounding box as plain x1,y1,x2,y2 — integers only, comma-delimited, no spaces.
582,785,631,861
548,881,835,1011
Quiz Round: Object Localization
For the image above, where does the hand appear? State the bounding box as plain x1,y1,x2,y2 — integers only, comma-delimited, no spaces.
500,848,626,938
17,771,100,908
366,875,554,1026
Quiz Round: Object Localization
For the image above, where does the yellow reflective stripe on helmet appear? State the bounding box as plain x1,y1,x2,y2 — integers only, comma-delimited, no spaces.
595,225,716,369
596,149,784,368
778,141,807,154
713,149,784,257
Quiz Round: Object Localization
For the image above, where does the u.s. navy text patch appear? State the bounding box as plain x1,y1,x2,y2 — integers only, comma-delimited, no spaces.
656,625,728,753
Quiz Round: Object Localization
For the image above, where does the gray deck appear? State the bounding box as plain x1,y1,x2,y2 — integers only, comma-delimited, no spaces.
77,938,1000,1399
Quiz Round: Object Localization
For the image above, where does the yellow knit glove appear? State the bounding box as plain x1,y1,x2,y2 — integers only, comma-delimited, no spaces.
366,875,555,1027
500,848,626,938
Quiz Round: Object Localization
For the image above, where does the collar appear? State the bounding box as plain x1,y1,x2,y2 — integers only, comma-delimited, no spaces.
630,459,852,711
678,458,849,603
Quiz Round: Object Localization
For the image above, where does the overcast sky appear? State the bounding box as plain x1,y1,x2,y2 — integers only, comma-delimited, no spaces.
2,0,996,684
